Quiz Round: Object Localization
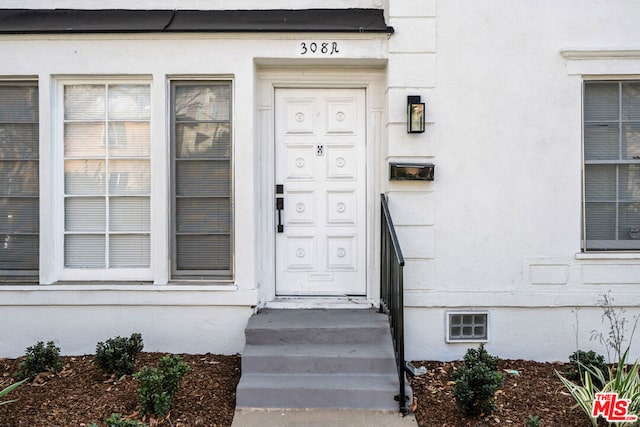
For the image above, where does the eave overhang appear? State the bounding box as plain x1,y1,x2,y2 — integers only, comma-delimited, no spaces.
0,9,394,34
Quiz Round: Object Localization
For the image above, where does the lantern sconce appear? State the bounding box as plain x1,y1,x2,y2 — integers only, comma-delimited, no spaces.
407,95,425,133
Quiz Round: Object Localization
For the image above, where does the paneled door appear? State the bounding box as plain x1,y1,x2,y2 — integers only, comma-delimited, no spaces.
275,88,366,296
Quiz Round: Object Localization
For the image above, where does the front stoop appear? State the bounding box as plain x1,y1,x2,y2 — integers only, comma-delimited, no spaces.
235,308,412,411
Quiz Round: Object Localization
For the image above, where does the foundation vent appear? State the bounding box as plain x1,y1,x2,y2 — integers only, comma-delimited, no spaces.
446,311,488,343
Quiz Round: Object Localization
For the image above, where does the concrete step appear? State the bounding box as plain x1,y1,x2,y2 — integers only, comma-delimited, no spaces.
235,373,400,410
244,309,390,345
230,408,418,427
241,343,397,374
236,308,412,411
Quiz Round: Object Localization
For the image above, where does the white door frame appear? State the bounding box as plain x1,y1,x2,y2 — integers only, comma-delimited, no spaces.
255,65,387,307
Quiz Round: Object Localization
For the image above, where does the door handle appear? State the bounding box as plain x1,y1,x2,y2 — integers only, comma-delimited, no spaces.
276,185,284,233
276,197,284,233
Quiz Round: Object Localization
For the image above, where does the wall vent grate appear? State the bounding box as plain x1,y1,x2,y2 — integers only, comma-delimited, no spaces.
446,311,488,343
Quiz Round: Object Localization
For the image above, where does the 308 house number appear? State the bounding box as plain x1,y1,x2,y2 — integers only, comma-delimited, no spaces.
300,42,340,55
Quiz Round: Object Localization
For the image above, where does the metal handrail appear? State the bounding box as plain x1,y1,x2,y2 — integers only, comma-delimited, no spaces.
379,193,408,414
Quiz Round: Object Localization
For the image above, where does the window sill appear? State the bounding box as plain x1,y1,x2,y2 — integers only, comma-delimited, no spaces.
0,283,258,307
41,282,237,291
560,49,640,60
445,339,489,344
0,282,238,291
575,252,640,260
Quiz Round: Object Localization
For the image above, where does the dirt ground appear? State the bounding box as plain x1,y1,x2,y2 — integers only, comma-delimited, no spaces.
0,353,598,426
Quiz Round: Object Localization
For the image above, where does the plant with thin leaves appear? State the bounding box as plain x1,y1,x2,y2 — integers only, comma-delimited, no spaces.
557,370,599,427
0,378,26,406
590,291,639,364
564,350,609,389
557,349,640,427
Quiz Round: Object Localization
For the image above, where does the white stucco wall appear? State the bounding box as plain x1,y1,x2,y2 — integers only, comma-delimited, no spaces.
0,304,252,358
397,0,640,361
433,0,639,292
1,0,639,362
0,21,390,357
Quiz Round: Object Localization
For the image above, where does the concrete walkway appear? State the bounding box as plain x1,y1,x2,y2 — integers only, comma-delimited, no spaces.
231,409,417,427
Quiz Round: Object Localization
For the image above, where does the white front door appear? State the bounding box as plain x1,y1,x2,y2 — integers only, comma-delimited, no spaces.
275,88,367,296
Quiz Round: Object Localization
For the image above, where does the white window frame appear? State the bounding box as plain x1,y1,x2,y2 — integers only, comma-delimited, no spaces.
582,79,640,252
168,77,235,282
54,77,154,282
561,49,640,256
0,79,39,280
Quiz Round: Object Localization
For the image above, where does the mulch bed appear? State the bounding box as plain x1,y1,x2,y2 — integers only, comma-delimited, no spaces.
0,353,240,427
0,353,596,426
409,359,589,427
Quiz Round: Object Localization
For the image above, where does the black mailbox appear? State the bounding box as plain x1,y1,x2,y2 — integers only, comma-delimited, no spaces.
389,163,434,181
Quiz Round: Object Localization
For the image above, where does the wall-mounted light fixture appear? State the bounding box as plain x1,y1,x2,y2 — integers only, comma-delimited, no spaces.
407,96,425,133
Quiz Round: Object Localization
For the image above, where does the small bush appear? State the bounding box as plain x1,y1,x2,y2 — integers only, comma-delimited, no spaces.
525,414,542,427
87,413,148,427
95,333,144,377
564,350,609,388
134,355,191,417
557,349,640,427
15,341,63,381
452,344,504,418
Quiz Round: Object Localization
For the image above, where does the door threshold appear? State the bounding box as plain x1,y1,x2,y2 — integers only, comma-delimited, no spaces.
265,296,373,309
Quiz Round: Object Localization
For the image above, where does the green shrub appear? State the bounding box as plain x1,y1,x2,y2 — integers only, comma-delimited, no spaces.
134,355,191,417
525,414,542,427
15,341,63,381
95,333,144,377
87,413,148,427
452,344,504,418
0,378,26,406
564,350,609,388
557,349,640,427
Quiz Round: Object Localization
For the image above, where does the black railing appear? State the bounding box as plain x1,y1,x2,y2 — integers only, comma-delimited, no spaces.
379,193,408,414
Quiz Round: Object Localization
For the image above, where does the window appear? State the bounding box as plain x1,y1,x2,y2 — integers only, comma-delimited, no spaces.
583,81,640,251
63,82,151,269
0,82,39,277
171,81,232,279
446,312,488,342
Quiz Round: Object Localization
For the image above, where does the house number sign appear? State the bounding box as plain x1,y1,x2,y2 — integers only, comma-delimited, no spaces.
299,41,340,56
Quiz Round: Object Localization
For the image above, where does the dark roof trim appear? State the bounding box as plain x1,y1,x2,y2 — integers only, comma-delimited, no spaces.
0,9,394,34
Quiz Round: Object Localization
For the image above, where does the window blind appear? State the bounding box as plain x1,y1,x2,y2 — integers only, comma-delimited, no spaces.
0,82,39,274
63,83,151,268
171,82,232,277
584,81,640,250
